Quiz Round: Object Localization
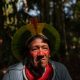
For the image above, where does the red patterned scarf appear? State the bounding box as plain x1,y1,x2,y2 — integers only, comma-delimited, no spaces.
25,63,53,80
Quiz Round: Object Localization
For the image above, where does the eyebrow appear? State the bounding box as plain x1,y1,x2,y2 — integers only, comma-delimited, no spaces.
31,44,49,48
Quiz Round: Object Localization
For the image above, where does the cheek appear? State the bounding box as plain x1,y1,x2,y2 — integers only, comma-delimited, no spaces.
30,49,50,57
30,51,38,57
41,49,50,55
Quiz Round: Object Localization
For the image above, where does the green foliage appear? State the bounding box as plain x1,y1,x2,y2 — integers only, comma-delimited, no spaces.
76,1,80,11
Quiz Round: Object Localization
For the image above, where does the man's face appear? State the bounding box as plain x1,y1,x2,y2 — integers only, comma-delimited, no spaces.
29,38,50,68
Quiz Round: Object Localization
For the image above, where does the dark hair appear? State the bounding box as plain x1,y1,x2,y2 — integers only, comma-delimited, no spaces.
25,34,51,52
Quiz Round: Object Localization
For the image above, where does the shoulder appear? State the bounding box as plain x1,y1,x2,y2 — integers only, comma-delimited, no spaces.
7,62,24,72
50,61,72,80
2,62,24,80
51,61,67,70
50,61,69,75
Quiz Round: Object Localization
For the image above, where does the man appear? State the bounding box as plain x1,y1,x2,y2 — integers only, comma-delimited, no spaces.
2,23,72,80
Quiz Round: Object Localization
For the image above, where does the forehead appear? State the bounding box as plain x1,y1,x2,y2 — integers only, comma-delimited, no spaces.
31,38,45,43
30,38,48,46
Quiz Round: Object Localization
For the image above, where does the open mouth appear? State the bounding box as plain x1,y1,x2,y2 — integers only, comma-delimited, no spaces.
36,56,44,61
36,56,47,63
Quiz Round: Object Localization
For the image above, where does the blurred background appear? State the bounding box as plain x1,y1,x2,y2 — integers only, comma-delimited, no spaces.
0,0,80,80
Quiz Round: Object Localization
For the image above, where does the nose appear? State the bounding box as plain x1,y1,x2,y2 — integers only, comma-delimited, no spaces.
37,49,44,61
37,48,43,55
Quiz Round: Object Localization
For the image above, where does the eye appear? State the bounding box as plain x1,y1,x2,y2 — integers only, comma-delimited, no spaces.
42,46,49,50
30,47,38,51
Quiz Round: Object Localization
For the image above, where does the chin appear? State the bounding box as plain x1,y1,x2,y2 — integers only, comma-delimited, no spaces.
34,63,47,68
41,63,48,68
34,60,49,68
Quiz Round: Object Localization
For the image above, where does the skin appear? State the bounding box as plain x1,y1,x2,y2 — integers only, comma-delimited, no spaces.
29,38,50,68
